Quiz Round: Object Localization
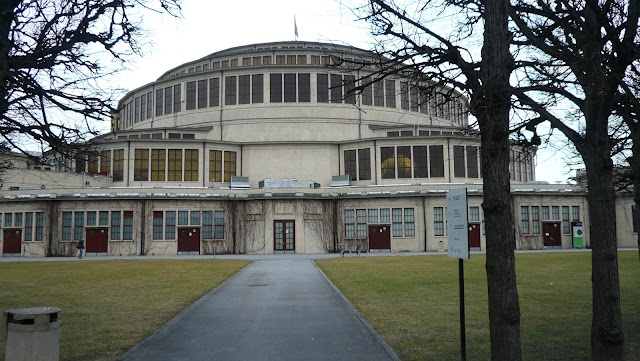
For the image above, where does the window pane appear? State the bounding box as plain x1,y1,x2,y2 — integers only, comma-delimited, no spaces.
330,74,342,103
284,73,297,102
454,145,465,178
186,81,196,110
434,207,444,236
168,149,182,181
123,211,133,240
225,76,236,105
111,211,121,240
134,149,149,181
429,145,444,177
381,147,395,179
317,74,328,103
298,73,310,102
385,80,396,108
270,73,282,103
197,80,208,108
214,210,225,239
239,75,251,104
209,78,220,107
151,149,166,181
252,74,264,103
397,146,412,178
224,152,237,182
358,148,371,181
153,211,163,240
184,149,199,181
190,211,201,225
466,146,479,178
344,150,357,182
178,211,189,225
165,211,176,240
368,209,378,224
380,208,390,223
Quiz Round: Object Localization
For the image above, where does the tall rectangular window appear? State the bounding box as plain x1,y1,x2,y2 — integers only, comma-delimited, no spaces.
330,74,343,103
392,208,403,237
151,149,166,181
62,212,72,241
531,206,540,234
164,86,173,114
153,211,163,240
414,146,428,178
453,145,466,178
100,150,111,175
469,207,480,222
400,82,409,110
35,212,44,241
123,211,133,240
186,81,196,110
381,147,395,179
239,75,251,104
88,154,99,174
99,211,109,226
298,73,310,102
434,207,444,236
112,149,124,182
361,77,372,106
168,149,182,181
572,206,580,221
155,88,163,116
521,206,530,234
202,211,213,239
209,150,222,182
252,74,264,103
87,211,96,226
467,146,479,178
317,74,328,103
146,91,153,118
14,213,22,227
358,148,371,181
111,211,121,240
165,211,176,240
374,80,384,106
197,80,207,108
344,209,355,238
224,152,237,182
344,75,356,104
225,76,237,105
542,206,550,220
552,206,560,220
173,84,181,112
344,150,357,182
404,208,415,237
270,73,283,103
214,211,225,239
140,94,146,120
356,209,367,238
380,208,390,223
24,212,33,241
385,80,396,108
368,209,378,224
209,78,220,107
134,149,149,181
562,206,570,234
397,146,412,178
284,73,297,102
178,211,189,225
184,149,199,181
429,145,445,177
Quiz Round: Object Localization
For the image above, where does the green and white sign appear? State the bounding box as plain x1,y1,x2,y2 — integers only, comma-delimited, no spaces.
572,223,584,248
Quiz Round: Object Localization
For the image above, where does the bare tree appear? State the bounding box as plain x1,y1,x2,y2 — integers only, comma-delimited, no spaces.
508,2,639,359
349,0,522,358
0,0,181,159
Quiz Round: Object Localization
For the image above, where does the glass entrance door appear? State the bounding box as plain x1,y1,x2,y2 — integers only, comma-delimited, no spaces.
274,220,295,253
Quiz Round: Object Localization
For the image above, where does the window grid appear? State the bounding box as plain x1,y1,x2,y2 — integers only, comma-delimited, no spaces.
62,212,72,240
153,211,163,240
434,207,444,236
562,206,570,234
531,206,540,234
111,211,121,240
203,211,213,239
24,212,33,241
521,206,530,234
123,211,133,240
36,212,44,241
392,208,403,237
214,211,225,239
165,211,176,240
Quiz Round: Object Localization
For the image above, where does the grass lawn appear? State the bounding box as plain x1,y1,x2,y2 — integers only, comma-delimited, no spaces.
0,259,249,361
316,252,640,361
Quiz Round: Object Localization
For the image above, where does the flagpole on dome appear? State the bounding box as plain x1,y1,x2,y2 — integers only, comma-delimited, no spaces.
294,14,299,41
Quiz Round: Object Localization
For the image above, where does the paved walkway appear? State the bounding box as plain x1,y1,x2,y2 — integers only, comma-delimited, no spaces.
120,259,400,361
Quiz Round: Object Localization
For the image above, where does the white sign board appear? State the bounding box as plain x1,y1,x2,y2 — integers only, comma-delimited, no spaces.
447,188,469,259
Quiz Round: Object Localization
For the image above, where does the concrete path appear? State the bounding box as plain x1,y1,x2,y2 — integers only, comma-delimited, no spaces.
120,259,400,361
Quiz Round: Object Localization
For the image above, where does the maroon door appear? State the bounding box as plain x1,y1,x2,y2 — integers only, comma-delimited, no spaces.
85,228,109,253
178,227,200,253
3,229,22,254
543,222,562,247
368,225,391,250
468,223,481,249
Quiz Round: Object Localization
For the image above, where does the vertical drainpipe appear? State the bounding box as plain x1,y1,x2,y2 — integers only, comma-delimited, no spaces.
140,199,146,255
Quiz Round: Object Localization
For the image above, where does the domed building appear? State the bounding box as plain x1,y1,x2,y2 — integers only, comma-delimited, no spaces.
0,41,635,257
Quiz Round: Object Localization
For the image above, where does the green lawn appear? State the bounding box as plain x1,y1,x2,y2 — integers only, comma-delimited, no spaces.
316,252,640,361
0,259,249,361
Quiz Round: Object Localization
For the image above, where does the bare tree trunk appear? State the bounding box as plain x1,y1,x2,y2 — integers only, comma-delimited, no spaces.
583,147,624,360
475,0,522,360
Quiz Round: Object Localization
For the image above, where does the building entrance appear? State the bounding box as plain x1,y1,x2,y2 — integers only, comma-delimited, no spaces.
543,222,562,248
274,220,295,253
2,229,22,256
178,227,200,255
86,228,109,254
368,225,390,251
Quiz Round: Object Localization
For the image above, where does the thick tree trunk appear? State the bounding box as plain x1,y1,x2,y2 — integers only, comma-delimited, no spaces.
474,1,522,360
583,142,624,360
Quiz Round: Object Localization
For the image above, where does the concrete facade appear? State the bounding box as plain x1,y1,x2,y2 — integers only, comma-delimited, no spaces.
0,41,636,257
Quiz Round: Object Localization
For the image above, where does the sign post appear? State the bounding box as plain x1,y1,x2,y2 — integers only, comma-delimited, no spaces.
447,188,469,361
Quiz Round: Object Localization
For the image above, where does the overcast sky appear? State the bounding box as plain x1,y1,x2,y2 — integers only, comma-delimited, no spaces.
113,0,578,183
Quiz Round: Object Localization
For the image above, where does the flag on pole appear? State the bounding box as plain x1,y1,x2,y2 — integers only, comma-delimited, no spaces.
294,14,299,40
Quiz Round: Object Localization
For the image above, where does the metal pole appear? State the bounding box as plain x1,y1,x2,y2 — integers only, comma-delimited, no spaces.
459,258,467,361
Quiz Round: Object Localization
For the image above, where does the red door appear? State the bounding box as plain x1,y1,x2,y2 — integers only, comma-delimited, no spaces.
468,223,481,249
86,228,109,253
178,227,200,254
543,222,562,247
3,229,22,255
368,225,391,250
